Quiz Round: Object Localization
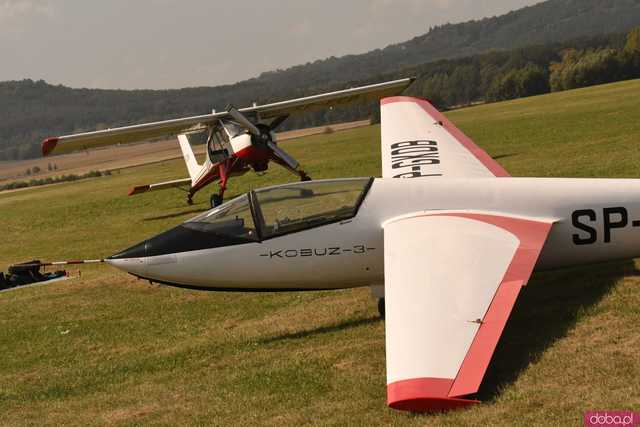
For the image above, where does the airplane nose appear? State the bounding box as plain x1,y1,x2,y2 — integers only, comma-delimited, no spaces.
106,240,148,276
106,220,246,279
112,222,248,261
108,240,147,260
105,223,198,277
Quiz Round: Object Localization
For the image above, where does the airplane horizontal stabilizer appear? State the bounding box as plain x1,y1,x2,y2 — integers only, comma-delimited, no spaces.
128,178,192,196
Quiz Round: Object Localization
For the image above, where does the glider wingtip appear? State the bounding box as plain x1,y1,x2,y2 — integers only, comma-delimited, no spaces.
387,377,479,412
41,137,59,156
380,96,433,107
388,397,479,413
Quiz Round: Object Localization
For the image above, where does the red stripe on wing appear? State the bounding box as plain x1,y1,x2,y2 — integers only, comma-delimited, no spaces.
422,213,552,398
387,377,479,412
381,97,510,177
42,137,59,156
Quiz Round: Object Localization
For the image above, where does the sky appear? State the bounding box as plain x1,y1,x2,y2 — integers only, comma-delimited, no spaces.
0,0,542,90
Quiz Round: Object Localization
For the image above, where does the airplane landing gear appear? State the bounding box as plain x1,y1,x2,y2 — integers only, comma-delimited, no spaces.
187,194,194,205
210,194,223,208
210,162,229,208
299,171,313,197
300,171,312,182
377,298,385,320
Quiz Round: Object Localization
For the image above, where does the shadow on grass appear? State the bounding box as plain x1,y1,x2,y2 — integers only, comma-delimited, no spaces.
492,153,518,161
478,259,637,401
259,316,380,344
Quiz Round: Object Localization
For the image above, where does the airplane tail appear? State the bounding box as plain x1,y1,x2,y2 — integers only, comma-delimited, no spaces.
178,134,201,183
129,177,192,196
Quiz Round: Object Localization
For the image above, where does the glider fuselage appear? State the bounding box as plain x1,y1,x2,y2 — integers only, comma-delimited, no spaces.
107,177,640,291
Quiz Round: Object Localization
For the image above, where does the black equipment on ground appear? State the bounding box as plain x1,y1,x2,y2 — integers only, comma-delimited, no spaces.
0,260,66,291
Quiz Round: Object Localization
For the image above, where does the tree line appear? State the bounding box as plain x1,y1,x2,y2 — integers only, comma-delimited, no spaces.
1,27,639,161
401,29,640,107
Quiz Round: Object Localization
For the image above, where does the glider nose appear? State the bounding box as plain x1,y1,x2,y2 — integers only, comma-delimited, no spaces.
109,240,147,260
106,240,148,276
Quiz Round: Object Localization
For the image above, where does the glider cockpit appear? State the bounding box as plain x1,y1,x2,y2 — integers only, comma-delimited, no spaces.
188,177,373,241
250,177,372,239
110,178,373,260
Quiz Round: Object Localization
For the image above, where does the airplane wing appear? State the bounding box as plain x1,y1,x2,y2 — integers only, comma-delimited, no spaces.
383,211,553,411
380,97,510,178
128,178,192,196
42,78,414,156
242,78,414,119
42,115,218,156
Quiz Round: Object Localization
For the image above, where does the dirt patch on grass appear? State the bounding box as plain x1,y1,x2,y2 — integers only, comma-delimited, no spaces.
102,403,160,425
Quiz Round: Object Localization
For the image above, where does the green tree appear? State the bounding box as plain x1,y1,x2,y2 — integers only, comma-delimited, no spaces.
622,26,640,79
624,26,640,54
487,64,549,101
549,49,623,92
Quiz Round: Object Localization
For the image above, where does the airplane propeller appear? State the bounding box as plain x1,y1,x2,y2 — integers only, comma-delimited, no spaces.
227,106,262,137
266,140,299,169
226,106,299,170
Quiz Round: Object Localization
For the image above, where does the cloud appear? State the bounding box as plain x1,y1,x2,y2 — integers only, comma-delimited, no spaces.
0,0,54,24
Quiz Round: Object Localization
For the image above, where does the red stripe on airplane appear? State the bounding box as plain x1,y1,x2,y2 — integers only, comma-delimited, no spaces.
381,97,510,177
41,137,59,156
387,377,479,412
417,212,551,398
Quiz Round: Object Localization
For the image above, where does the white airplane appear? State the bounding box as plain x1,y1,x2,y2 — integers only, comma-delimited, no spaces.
42,79,413,207
106,96,639,412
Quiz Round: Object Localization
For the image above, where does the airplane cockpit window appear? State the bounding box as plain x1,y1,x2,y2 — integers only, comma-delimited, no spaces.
252,178,372,239
186,194,257,242
208,128,228,164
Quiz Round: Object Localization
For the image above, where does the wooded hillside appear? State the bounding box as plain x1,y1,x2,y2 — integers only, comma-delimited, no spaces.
2,0,640,161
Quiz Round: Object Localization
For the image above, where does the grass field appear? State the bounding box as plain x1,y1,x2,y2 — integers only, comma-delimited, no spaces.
1,80,640,426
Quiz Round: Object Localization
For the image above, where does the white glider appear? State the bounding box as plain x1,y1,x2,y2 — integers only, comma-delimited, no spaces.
107,96,639,411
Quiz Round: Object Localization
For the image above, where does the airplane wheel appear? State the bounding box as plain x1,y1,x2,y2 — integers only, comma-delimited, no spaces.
377,298,385,320
301,175,312,182
187,196,194,206
210,194,223,208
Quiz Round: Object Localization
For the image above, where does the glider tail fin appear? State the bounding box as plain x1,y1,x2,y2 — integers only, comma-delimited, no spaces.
178,134,201,183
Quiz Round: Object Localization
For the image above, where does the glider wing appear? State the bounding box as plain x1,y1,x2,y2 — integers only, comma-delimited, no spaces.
380,97,509,178
383,211,552,411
